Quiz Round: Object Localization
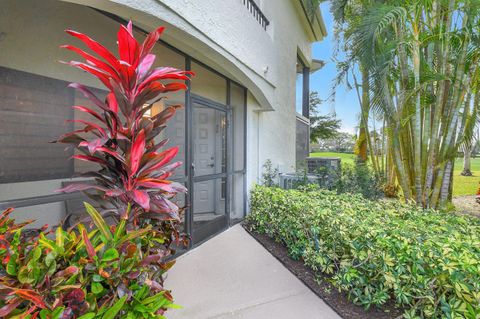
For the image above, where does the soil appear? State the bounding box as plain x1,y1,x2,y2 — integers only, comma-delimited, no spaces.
243,225,404,319
453,195,480,217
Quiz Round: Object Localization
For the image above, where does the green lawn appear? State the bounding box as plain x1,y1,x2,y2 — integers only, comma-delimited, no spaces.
310,152,480,197
453,157,480,196
310,152,356,164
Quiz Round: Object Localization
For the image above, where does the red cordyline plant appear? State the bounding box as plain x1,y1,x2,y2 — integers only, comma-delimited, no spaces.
56,22,192,236
0,21,191,319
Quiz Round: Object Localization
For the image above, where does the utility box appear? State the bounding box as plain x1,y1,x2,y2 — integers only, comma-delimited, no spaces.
306,157,341,174
279,157,342,190
279,173,321,190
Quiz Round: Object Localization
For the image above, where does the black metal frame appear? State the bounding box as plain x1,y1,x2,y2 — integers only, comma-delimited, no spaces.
0,8,249,250
302,65,310,119
297,56,310,119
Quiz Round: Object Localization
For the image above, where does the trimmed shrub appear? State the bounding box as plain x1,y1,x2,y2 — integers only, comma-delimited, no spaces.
246,185,480,318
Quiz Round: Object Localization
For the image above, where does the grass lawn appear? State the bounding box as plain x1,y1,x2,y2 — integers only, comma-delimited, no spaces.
310,152,480,197
310,152,356,164
453,157,480,196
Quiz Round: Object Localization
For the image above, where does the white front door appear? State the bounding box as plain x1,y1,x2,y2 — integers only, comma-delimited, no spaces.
192,102,227,215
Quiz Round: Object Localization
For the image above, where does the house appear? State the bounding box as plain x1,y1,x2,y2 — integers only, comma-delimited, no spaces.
0,0,326,246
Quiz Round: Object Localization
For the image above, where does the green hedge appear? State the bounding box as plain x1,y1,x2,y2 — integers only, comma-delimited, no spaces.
246,185,480,319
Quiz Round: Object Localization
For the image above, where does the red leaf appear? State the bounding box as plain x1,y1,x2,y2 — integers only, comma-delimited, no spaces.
137,180,186,193
137,67,190,92
0,299,22,317
162,82,188,92
117,62,137,92
65,288,86,303
66,61,113,90
148,161,182,179
72,154,108,166
130,130,146,176
117,22,139,66
151,138,169,152
72,105,105,123
53,266,79,279
61,44,120,81
151,105,180,127
137,53,156,80
55,130,92,144
65,119,106,137
68,83,108,111
132,190,150,211
105,189,124,197
56,183,106,194
150,197,179,215
93,147,125,163
82,229,96,260
106,92,118,113
140,26,165,60
15,289,47,309
139,147,178,176
79,138,107,155
65,30,119,69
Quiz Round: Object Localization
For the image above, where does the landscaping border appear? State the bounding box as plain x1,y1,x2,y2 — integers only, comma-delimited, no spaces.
243,224,403,319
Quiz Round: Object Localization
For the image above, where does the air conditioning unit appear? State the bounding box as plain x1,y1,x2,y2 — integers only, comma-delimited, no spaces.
306,157,341,174
279,173,321,190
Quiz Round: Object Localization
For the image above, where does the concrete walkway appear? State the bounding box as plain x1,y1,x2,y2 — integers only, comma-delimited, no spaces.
165,225,341,319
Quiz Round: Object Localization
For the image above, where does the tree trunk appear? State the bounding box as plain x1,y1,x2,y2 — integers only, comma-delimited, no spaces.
439,160,453,207
462,146,472,176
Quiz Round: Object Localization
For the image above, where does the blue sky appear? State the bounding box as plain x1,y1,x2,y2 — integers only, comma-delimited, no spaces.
310,2,360,134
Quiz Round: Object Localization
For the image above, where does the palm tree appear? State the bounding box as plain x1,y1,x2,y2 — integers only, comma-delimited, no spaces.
329,0,480,208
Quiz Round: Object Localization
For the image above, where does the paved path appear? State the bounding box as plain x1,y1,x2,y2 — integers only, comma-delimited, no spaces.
165,224,341,319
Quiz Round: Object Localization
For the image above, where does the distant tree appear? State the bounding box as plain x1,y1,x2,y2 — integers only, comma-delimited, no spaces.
317,132,355,153
309,91,341,143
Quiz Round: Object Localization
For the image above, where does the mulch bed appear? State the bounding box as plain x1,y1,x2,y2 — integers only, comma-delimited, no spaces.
243,225,404,319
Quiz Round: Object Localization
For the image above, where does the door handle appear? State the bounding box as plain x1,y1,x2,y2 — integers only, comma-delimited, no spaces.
191,163,196,174
207,163,215,168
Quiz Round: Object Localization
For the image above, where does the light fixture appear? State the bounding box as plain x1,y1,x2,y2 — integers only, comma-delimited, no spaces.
143,103,152,118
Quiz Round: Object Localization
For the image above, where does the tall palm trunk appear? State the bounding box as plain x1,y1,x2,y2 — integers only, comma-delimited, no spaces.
412,19,423,203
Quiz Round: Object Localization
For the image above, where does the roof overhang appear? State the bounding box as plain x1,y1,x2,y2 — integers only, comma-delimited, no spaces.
310,59,325,73
293,0,327,42
61,0,275,112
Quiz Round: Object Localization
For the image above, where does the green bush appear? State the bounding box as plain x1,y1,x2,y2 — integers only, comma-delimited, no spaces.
246,185,480,318
335,162,384,200
284,162,384,200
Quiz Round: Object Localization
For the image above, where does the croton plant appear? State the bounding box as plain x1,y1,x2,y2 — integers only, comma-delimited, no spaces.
0,21,192,318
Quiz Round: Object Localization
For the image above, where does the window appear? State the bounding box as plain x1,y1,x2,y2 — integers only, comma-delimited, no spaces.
295,57,310,117
0,67,74,183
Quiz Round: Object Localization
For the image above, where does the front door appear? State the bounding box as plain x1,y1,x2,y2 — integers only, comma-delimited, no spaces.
191,96,229,243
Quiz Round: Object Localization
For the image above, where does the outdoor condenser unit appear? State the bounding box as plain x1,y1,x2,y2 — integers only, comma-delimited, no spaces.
305,157,341,174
